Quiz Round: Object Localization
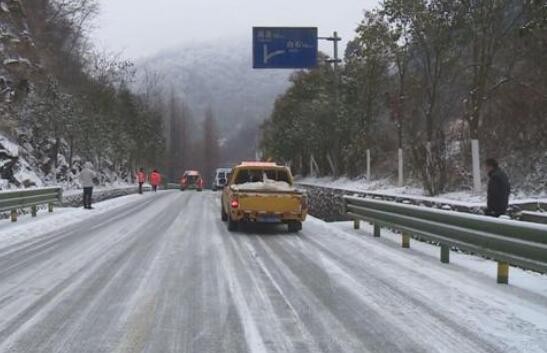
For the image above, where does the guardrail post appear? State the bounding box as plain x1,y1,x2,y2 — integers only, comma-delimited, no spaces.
402,232,410,248
10,209,17,222
440,245,450,263
31,205,37,217
373,224,381,237
497,262,509,284
48,202,54,213
342,196,547,275
353,219,360,230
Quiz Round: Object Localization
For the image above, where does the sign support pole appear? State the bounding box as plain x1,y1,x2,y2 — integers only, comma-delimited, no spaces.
319,32,342,83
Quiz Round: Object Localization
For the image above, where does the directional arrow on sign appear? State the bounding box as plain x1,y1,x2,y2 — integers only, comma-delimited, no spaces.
263,45,285,64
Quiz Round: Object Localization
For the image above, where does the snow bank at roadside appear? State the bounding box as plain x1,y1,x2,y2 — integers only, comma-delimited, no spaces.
61,185,145,207
0,192,154,248
327,219,547,296
298,176,546,205
62,184,142,198
0,184,151,221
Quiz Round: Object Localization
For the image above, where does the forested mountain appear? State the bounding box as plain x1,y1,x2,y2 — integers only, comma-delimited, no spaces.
137,40,291,171
139,40,290,133
262,0,546,195
0,0,165,188
0,1,290,188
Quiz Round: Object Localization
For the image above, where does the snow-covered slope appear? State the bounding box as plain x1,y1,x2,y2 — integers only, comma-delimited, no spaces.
0,0,38,110
0,132,131,190
0,133,41,188
137,39,291,136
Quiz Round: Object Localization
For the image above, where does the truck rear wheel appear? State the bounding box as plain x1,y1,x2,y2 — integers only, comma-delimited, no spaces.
288,221,302,233
221,207,228,222
227,216,239,231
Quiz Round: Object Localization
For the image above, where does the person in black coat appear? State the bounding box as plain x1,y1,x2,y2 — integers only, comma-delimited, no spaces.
485,158,511,217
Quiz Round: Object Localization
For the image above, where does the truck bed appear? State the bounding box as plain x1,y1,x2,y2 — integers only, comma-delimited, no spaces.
235,191,303,214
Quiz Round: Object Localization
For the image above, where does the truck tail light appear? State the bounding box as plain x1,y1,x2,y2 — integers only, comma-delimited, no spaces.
231,199,240,209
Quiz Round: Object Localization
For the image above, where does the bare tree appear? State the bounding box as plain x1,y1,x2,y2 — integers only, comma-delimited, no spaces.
384,0,463,195
202,107,220,185
459,0,524,191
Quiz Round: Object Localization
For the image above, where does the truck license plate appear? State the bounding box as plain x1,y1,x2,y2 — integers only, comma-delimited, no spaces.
258,216,280,223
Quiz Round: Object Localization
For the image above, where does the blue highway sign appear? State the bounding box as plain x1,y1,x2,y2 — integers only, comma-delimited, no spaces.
253,27,318,69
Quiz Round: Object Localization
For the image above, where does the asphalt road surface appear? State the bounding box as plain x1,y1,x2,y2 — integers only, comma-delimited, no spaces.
0,191,545,353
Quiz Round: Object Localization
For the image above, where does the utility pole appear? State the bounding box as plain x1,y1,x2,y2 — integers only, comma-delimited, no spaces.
319,31,342,89
319,32,342,177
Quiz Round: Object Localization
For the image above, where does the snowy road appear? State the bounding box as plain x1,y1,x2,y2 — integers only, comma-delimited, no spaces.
0,191,546,353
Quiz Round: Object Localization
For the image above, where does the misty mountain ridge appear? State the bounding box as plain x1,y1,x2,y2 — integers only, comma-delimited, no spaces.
138,38,292,137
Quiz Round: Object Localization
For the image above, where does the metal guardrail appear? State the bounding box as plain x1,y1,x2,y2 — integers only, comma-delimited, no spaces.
512,200,547,212
344,195,547,284
0,187,63,222
519,211,547,225
61,186,151,207
297,182,484,212
166,183,180,190
297,182,547,224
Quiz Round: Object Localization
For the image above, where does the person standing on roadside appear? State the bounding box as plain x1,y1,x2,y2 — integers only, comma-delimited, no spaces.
150,169,161,192
485,158,511,217
80,162,96,209
137,168,146,194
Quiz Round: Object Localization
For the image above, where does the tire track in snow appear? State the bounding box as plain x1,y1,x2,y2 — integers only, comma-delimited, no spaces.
0,191,544,353
0,193,181,352
213,223,268,353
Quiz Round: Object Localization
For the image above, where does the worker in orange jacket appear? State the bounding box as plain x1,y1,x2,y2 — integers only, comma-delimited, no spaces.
150,169,161,192
136,168,146,194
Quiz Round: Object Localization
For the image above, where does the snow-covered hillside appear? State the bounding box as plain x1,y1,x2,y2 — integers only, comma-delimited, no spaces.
0,133,41,188
1,1,164,190
0,0,39,119
138,39,291,136
0,132,131,190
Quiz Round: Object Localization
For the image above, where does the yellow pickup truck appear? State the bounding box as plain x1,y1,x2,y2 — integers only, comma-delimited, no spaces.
221,162,308,232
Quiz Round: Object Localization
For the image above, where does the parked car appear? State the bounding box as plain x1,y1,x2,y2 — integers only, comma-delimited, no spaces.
180,170,205,191
212,168,232,191
221,162,308,232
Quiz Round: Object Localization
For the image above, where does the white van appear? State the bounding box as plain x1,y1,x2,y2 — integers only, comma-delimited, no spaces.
212,168,232,191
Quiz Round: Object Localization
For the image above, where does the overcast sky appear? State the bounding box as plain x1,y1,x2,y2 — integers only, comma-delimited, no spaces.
91,0,379,59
